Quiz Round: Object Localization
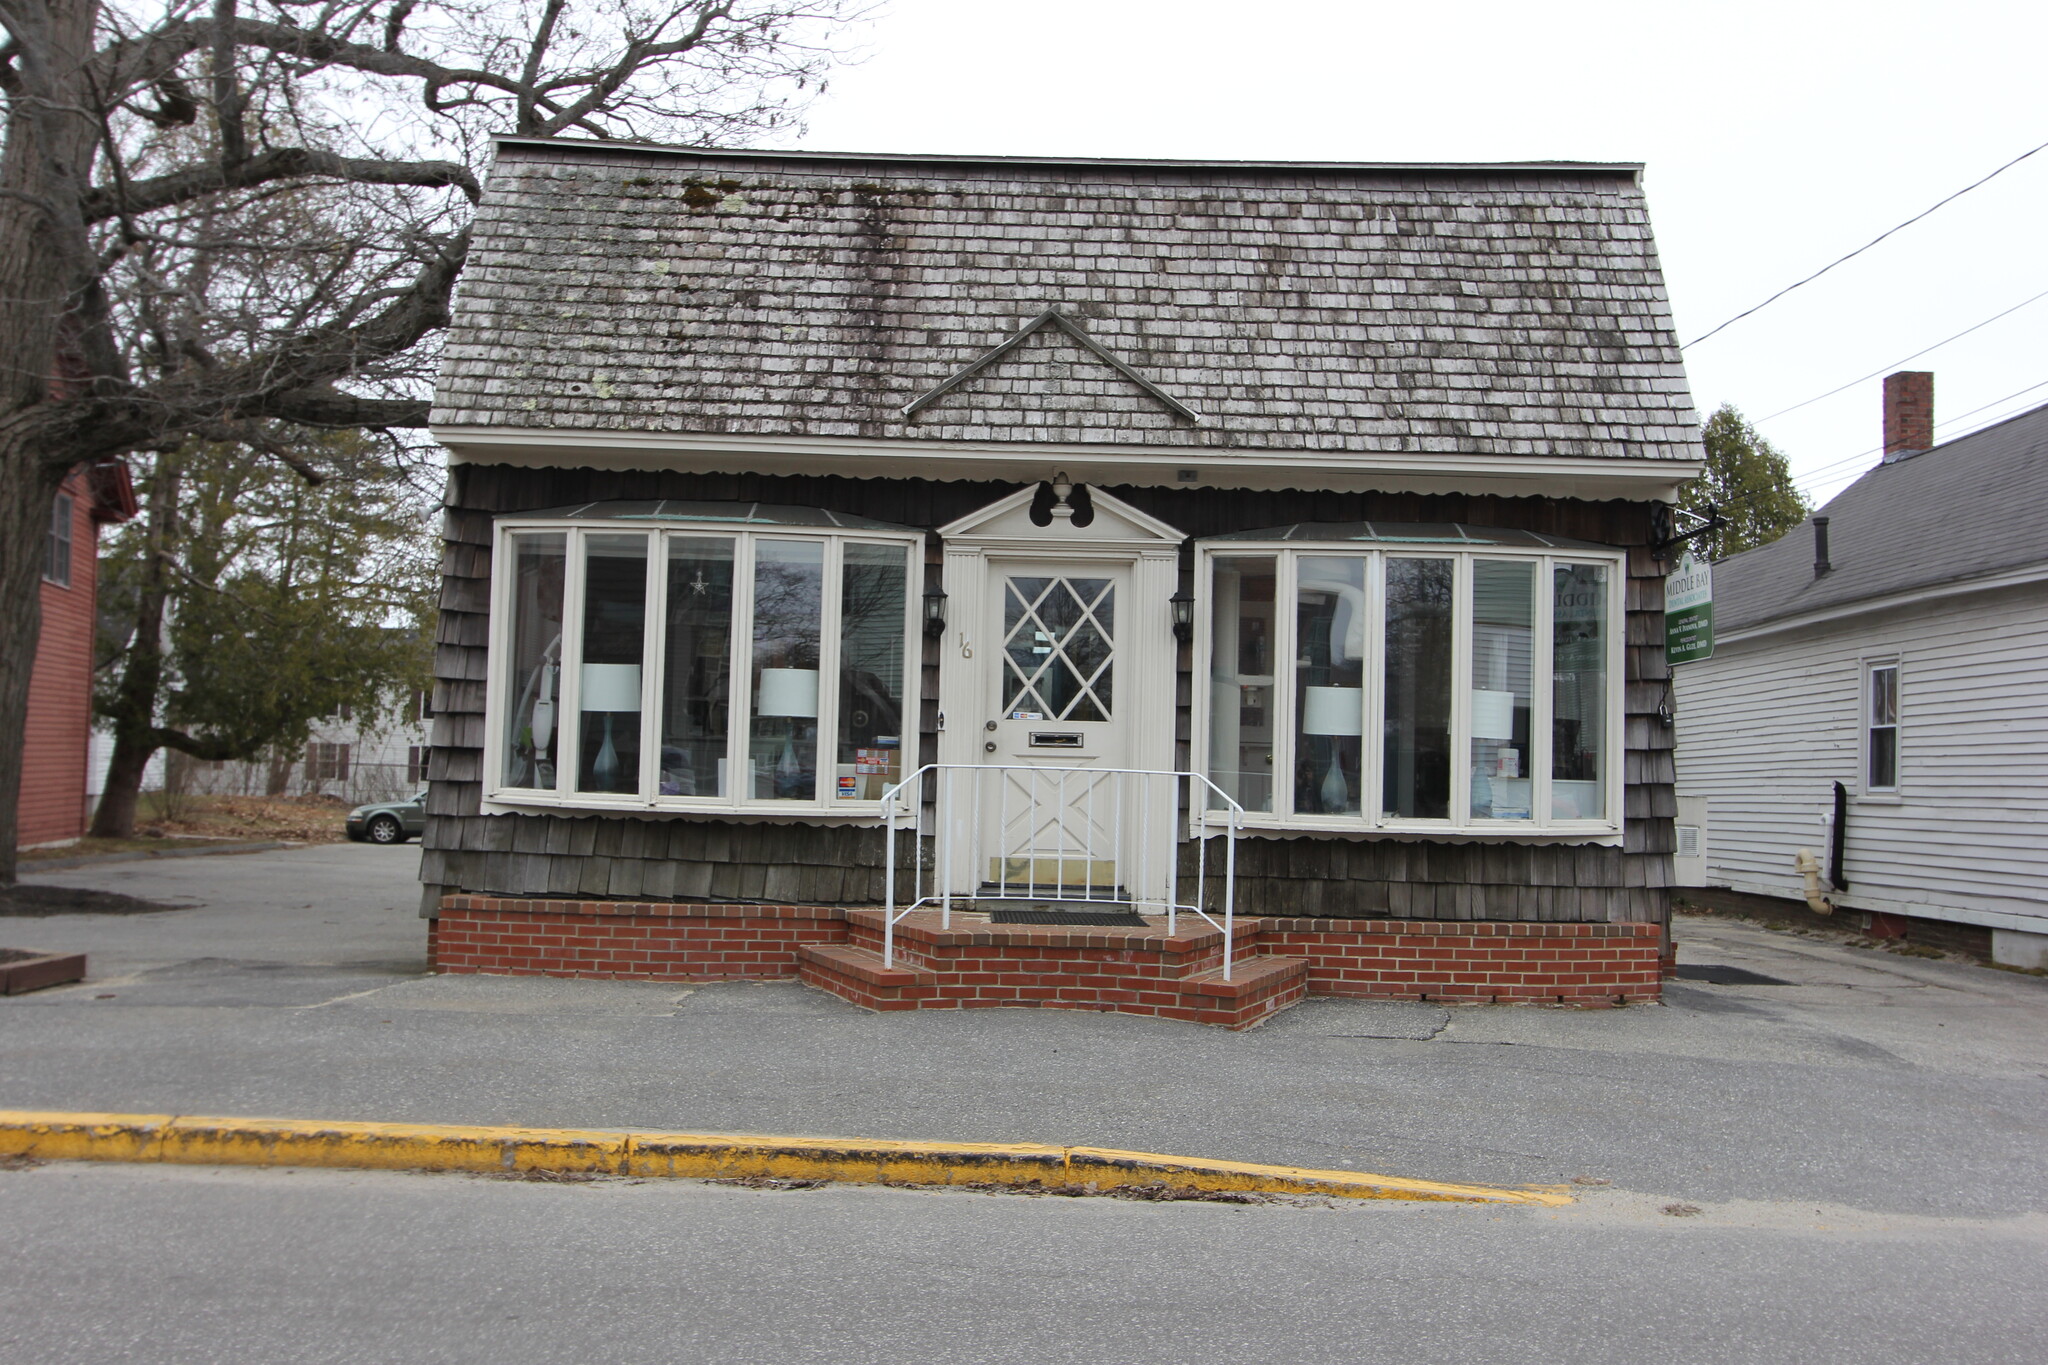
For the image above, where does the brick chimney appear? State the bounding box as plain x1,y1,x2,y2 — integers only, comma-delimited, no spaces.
1882,371,1934,462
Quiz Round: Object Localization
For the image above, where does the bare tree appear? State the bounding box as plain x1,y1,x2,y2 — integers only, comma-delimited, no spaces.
0,0,862,880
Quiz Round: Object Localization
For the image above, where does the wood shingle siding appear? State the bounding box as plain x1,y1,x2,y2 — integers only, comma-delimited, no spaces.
422,463,1673,926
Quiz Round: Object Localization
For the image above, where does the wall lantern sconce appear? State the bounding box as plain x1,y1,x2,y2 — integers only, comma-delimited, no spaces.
1169,588,1195,643
923,584,948,638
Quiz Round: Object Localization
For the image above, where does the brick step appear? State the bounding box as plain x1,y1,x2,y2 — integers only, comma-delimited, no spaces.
797,942,1306,1030
844,908,1252,980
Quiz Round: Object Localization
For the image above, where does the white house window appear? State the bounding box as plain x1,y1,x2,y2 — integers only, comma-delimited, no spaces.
1199,527,1623,835
489,505,919,813
1866,662,1899,792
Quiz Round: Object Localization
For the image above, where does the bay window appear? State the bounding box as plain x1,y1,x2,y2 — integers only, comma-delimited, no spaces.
1199,529,1623,835
489,505,919,812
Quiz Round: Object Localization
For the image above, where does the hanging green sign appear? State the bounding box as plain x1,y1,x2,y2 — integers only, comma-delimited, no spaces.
1666,548,1713,664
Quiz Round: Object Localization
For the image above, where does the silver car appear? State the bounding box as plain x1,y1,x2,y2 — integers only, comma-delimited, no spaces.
345,791,427,845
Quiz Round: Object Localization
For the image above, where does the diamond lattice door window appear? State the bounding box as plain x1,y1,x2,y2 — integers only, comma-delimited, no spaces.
1001,575,1116,723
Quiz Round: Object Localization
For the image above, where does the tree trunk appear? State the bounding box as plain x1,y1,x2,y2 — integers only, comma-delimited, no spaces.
91,734,156,839
266,750,294,797
0,0,109,882
89,457,182,839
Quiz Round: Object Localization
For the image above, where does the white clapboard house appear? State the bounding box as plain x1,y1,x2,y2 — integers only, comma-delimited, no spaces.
1673,374,2048,968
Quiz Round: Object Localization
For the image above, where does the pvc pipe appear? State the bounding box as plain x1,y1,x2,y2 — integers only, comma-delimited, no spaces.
1793,849,1835,915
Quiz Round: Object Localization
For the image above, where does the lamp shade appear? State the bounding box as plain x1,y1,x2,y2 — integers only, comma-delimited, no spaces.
1301,685,1363,737
756,667,819,719
1471,688,1516,741
580,662,643,712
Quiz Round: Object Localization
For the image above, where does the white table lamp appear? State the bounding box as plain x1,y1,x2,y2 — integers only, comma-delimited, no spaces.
756,667,819,797
756,667,819,718
1471,689,1516,741
580,662,641,790
1302,685,1362,812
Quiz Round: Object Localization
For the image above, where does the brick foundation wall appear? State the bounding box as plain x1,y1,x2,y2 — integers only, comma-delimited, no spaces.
1260,918,1663,1004
431,896,848,981
433,898,1663,1009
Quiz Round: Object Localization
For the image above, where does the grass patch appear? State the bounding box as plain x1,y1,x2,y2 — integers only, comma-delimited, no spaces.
21,794,348,863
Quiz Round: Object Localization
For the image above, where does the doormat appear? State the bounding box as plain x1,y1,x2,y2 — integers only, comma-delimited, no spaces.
1673,963,1791,986
988,909,1151,927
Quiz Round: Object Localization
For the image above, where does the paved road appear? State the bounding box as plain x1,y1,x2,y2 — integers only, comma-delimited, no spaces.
4,845,2046,1361
3,1161,2043,1364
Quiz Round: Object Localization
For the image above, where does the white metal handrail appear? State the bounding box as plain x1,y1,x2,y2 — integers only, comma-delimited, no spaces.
877,764,1247,979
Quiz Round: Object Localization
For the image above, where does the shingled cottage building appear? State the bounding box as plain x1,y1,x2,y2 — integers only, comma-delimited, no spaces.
422,139,1702,1025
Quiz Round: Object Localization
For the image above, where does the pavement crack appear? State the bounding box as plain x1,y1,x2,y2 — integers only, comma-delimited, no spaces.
296,982,404,1010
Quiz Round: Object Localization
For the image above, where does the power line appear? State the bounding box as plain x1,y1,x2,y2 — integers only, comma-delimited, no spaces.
1708,374,2048,513
1754,285,2048,424
1680,136,2048,351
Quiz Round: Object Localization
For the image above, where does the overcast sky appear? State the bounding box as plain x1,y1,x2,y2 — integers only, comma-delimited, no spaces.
794,0,2047,505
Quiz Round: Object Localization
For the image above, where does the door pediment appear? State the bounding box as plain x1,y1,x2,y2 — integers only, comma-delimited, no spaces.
939,485,1184,551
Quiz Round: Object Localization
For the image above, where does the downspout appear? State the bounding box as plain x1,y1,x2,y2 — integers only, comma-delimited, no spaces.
1828,780,1849,892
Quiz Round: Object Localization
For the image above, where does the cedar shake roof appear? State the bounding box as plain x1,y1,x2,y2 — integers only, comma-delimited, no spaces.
433,137,1702,462
1712,400,2048,632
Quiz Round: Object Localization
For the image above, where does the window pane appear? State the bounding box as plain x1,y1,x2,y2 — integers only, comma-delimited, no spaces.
658,537,734,798
1382,558,1452,820
1002,576,1115,723
750,539,824,800
576,533,648,795
1869,727,1897,789
837,543,910,800
1550,563,1608,820
1295,557,1366,816
500,531,566,790
1208,557,1276,812
1870,666,1897,727
1469,559,1534,820
46,493,73,587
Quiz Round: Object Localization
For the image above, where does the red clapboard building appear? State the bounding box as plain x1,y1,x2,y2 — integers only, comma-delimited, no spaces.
18,461,137,847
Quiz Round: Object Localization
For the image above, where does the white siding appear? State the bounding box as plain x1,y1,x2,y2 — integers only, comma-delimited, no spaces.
1673,582,2048,934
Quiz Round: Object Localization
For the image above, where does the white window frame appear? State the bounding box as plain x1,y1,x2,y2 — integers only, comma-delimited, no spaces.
482,515,924,818
1862,657,1902,798
1193,541,1626,841
44,491,74,588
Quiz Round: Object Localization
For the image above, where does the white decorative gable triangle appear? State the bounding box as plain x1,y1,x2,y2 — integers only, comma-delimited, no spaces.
939,484,1186,547
903,308,1204,425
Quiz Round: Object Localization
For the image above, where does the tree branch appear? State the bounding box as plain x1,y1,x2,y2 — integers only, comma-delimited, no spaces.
254,391,433,429
147,725,263,763
98,16,525,110
209,0,248,166
83,145,480,222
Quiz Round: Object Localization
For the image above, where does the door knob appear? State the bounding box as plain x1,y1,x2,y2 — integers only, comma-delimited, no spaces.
984,741,997,753
985,720,997,731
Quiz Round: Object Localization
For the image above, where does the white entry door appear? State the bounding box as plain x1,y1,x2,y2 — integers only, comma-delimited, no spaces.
977,561,1138,895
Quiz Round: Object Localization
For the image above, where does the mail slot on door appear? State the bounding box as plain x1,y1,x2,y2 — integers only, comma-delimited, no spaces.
1028,731,1084,748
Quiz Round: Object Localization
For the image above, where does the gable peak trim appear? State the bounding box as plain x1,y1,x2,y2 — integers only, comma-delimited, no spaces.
937,483,1186,544
902,308,1205,426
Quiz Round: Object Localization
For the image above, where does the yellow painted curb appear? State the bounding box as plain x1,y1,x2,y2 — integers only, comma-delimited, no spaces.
0,1110,1571,1206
